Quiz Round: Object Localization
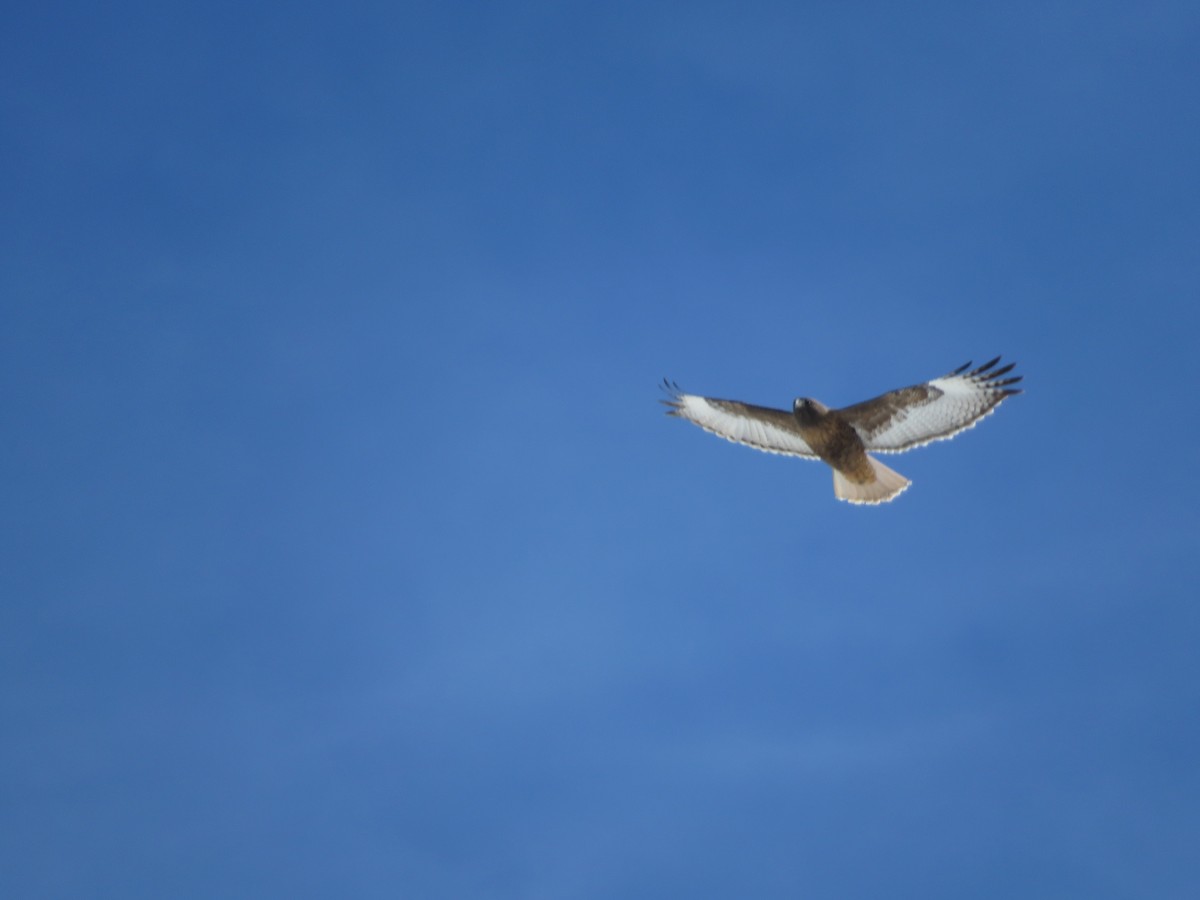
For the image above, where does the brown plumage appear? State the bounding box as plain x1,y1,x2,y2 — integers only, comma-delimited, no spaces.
792,399,873,481
787,397,913,503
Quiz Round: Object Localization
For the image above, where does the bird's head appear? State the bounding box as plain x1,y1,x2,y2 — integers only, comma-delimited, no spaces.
792,397,829,424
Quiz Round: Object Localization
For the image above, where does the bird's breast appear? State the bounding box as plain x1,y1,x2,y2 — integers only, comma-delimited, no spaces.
796,413,872,480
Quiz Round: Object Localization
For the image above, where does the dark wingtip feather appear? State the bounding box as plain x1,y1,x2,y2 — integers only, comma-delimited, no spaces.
660,378,683,413
971,356,1002,376
951,361,973,375
989,361,1016,379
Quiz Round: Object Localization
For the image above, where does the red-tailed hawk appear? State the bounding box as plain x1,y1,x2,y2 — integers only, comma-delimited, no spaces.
661,357,1022,505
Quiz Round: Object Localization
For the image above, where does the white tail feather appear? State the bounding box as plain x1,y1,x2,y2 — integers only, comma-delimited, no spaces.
832,456,911,505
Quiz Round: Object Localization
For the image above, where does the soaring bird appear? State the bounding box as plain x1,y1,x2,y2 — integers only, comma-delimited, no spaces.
661,357,1022,505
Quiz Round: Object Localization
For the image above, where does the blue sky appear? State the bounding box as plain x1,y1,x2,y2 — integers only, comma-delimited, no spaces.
3,1,1199,897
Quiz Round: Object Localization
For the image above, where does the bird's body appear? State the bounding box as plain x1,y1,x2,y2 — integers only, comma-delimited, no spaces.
789,397,913,503
792,399,868,476
662,358,1022,505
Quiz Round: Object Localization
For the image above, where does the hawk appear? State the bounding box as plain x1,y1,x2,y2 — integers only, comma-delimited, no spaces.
661,357,1022,505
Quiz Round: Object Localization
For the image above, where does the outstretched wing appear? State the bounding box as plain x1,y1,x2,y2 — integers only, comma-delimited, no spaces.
660,380,817,459
837,357,1022,453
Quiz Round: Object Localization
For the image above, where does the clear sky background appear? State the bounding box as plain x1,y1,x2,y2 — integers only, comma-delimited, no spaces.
3,2,1199,897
